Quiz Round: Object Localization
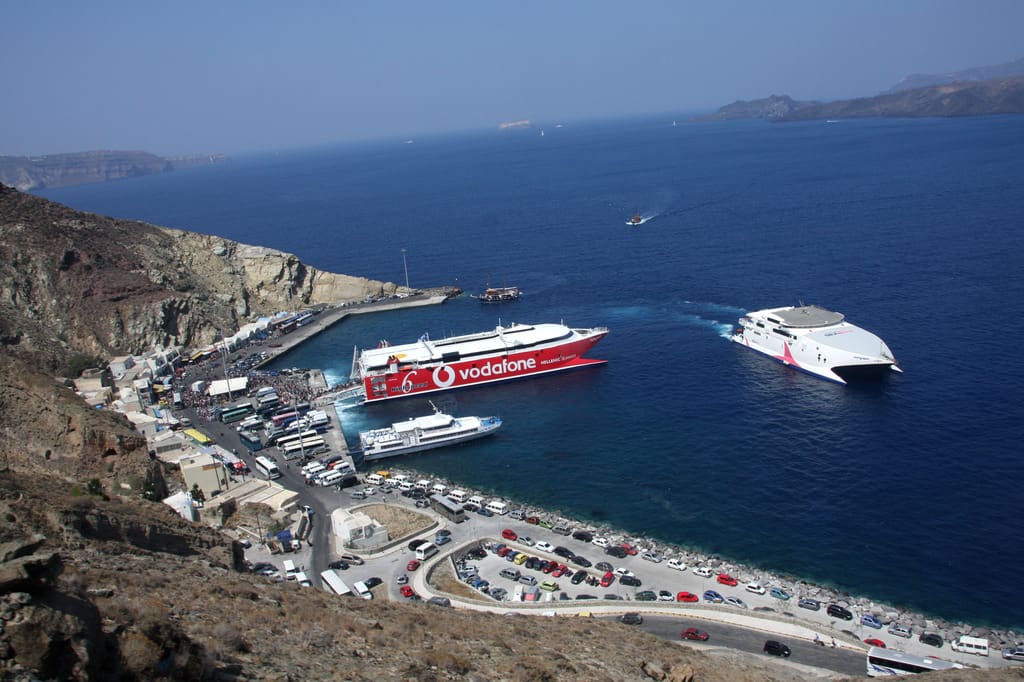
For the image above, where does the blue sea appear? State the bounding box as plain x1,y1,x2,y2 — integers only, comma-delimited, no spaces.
41,114,1024,630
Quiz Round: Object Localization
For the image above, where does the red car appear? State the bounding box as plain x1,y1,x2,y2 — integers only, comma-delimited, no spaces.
620,543,639,556
497,547,512,558
400,585,415,598
551,564,568,578
406,559,421,571
542,561,556,574
501,528,518,541
681,628,709,641
716,573,738,586
864,638,886,648
676,591,699,603
600,571,615,587
526,516,540,525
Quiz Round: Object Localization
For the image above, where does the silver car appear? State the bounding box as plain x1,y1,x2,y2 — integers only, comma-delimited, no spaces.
1002,647,1024,661
887,623,913,638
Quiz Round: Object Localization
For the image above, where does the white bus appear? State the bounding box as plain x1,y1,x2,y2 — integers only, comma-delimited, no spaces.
866,647,960,677
319,569,352,596
276,429,317,451
283,436,325,458
254,455,281,480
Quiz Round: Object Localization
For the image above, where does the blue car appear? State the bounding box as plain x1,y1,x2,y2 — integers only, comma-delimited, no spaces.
703,589,724,603
769,587,791,600
861,614,883,629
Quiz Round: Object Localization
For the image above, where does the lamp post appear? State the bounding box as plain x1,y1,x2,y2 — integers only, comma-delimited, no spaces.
401,248,410,290
219,331,232,402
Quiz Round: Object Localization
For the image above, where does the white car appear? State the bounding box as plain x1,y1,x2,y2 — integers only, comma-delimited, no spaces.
745,582,766,595
613,567,635,578
640,551,663,563
725,596,748,609
692,566,713,578
534,541,555,553
591,536,610,548
518,536,536,547
666,558,687,571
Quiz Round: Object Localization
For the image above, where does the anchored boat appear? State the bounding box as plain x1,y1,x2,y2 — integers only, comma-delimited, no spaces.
350,321,609,403
731,304,900,384
356,403,502,461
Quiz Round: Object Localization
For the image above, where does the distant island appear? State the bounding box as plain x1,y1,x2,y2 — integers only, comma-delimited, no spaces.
697,57,1024,123
0,149,226,191
498,119,533,130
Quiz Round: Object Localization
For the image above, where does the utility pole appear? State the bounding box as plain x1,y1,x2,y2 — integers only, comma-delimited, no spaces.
402,248,410,290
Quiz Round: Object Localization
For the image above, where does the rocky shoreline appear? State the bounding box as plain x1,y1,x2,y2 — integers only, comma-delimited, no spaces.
378,465,1021,650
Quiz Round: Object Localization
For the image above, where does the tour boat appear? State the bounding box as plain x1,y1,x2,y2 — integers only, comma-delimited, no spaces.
356,404,502,461
473,285,520,303
351,322,609,403
731,304,900,384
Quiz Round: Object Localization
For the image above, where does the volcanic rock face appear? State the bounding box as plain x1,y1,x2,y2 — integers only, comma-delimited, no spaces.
0,183,399,370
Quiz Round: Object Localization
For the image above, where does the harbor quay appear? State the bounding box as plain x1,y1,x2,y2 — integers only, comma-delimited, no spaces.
175,294,1019,675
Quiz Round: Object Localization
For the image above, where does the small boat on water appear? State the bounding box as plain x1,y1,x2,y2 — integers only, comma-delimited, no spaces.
355,403,502,461
628,209,643,225
473,275,520,302
731,304,901,384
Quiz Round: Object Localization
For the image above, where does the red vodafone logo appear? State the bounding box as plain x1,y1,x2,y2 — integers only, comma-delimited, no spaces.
432,365,456,388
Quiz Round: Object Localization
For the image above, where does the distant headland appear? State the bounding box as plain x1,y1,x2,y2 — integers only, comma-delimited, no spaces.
0,149,226,191
696,57,1024,123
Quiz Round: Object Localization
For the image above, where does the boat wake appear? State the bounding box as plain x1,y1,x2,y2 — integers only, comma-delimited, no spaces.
677,313,734,339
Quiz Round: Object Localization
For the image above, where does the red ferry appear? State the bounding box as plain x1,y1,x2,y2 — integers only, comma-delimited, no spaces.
353,322,609,402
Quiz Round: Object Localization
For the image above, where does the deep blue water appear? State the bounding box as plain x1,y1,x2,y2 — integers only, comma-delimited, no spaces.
41,114,1024,629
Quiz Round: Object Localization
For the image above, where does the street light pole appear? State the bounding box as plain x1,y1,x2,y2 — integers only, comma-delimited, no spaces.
401,248,410,290
219,331,233,402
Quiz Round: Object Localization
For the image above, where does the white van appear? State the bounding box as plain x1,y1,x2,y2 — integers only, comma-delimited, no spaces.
303,463,326,479
448,489,467,503
352,580,373,600
431,482,448,496
951,635,989,656
366,473,385,486
468,495,485,508
292,571,312,587
318,470,346,487
397,480,414,492
283,559,297,578
391,474,410,485
485,500,509,516
415,542,439,561
415,479,432,491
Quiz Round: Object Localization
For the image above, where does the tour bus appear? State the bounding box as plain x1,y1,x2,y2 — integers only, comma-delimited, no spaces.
254,455,281,480
275,429,318,451
270,411,300,429
282,436,325,458
866,647,959,676
429,494,467,524
950,636,989,656
172,392,184,409
219,402,255,424
238,415,263,431
238,430,262,452
319,569,352,596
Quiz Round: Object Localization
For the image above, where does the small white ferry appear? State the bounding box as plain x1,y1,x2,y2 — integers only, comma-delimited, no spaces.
731,304,900,384
356,404,502,461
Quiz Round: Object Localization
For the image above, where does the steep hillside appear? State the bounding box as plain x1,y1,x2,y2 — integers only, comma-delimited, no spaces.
0,183,401,373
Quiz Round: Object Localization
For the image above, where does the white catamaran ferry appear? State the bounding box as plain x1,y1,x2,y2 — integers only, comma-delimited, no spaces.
731,304,900,384
356,404,502,462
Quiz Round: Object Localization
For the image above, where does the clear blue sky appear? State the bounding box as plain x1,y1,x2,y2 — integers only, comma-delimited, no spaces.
2,1,1021,156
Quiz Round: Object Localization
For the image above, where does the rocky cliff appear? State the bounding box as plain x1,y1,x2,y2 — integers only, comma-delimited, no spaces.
0,183,402,373
0,150,225,191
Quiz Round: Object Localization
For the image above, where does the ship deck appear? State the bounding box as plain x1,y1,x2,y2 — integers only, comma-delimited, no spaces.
771,305,845,328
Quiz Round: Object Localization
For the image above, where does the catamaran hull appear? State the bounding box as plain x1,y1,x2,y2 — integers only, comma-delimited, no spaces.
362,332,607,403
730,305,899,385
